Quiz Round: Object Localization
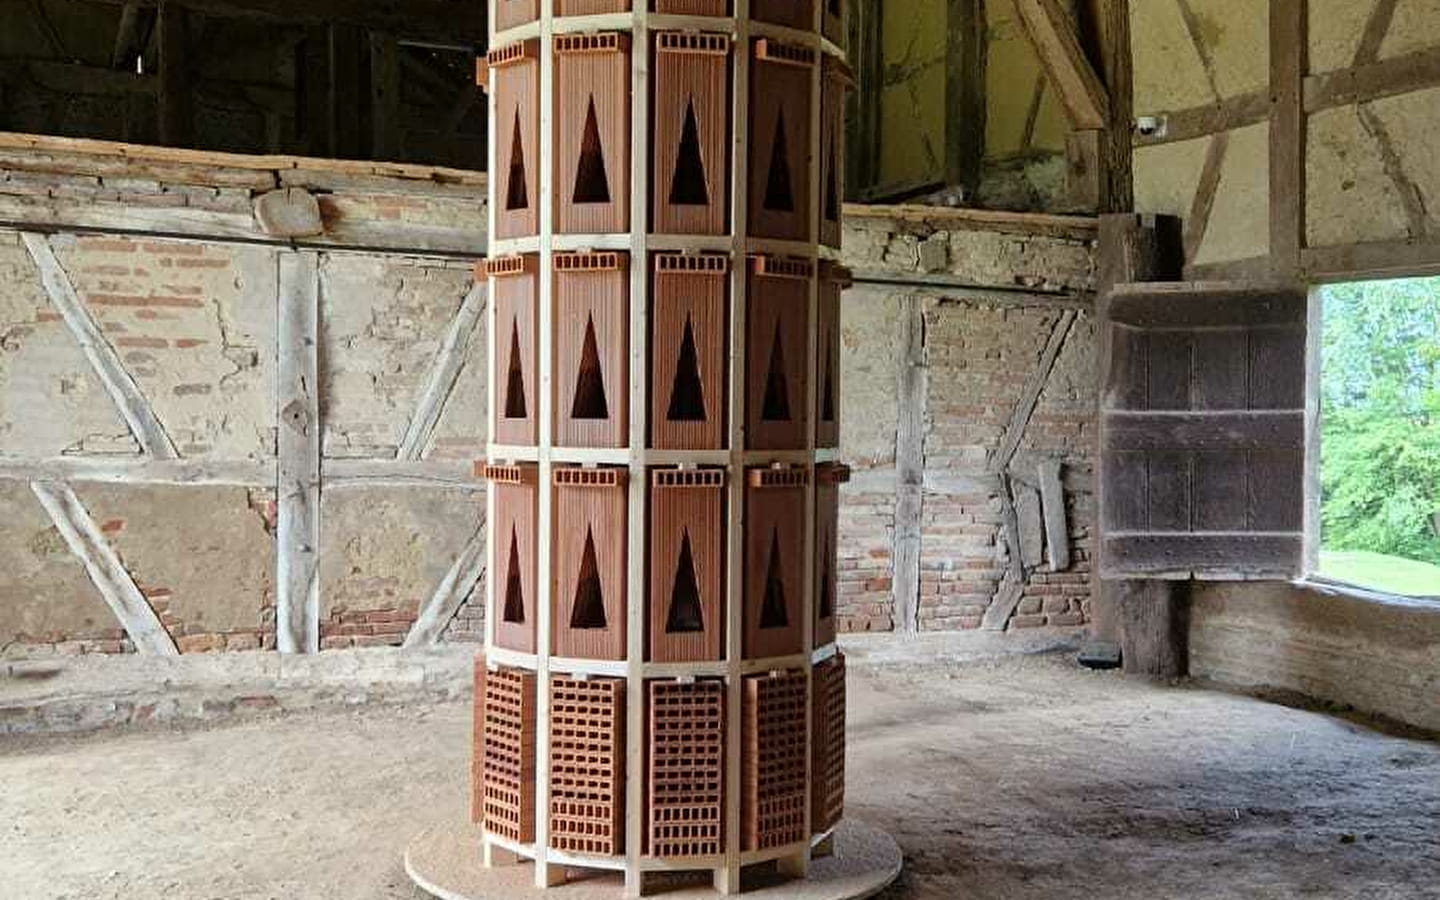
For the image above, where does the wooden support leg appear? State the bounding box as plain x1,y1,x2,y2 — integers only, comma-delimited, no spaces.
812,834,836,859
713,864,741,895
482,840,520,868
1117,580,1189,679
777,849,810,880
535,862,566,888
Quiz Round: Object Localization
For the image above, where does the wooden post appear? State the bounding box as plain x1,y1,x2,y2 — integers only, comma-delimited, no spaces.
156,1,191,147
1086,213,1182,673
276,251,321,654
369,30,400,161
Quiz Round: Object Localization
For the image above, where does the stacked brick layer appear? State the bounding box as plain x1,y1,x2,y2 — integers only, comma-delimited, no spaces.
549,677,626,856
478,665,538,844
741,670,809,851
647,679,726,858
811,653,846,834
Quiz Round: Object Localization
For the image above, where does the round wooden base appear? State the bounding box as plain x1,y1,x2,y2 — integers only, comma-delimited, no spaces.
405,820,902,900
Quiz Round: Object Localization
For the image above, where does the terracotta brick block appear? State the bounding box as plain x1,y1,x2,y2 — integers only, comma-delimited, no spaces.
554,33,631,234
488,255,539,446
654,0,729,12
484,464,540,654
746,256,811,451
477,665,538,844
488,41,540,240
651,253,728,450
819,57,851,249
747,40,814,241
649,469,726,663
815,262,849,448
751,0,814,29
742,669,808,851
549,676,626,856
647,679,725,858
811,653,846,834
557,0,630,12
494,0,539,31
814,463,850,649
652,32,731,235
554,252,629,448
744,466,808,659
552,467,628,661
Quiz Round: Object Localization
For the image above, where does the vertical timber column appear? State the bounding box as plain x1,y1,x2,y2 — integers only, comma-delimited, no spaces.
478,1,850,894
277,251,320,654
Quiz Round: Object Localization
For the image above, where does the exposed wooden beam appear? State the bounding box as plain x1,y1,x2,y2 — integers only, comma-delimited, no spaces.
1352,0,1400,67
1132,91,1269,147
79,0,486,45
1183,130,1230,263
404,521,486,648
111,3,149,68
156,1,192,147
276,251,321,654
397,282,486,461
891,295,926,634
1304,45,1440,112
945,0,985,193
1269,0,1306,280
1011,0,1111,130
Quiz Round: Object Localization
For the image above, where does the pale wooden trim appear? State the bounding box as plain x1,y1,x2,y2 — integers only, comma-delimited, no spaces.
404,521,487,648
397,283,488,462
21,232,179,459
323,458,483,490
0,457,271,486
1269,0,1307,280
276,252,321,654
1302,237,1440,281
1304,46,1440,112
30,480,178,655
1302,288,1323,576
843,202,1099,240
1011,0,1111,130
891,296,926,634
1183,131,1231,264
850,274,1092,308
1038,458,1070,572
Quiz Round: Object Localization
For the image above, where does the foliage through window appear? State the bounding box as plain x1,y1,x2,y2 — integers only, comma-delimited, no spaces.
1317,277,1440,599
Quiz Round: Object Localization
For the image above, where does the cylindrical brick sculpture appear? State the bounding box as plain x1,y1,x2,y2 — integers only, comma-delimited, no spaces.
476,2,851,894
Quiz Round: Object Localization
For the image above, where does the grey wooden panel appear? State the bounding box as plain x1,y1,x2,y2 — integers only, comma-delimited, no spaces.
1108,283,1307,328
1103,411,1304,451
1192,329,1249,410
1249,326,1306,409
1193,450,1249,531
1248,449,1305,531
1105,325,1149,410
1146,332,1192,410
1103,451,1149,532
1146,451,1192,532
1103,534,1302,579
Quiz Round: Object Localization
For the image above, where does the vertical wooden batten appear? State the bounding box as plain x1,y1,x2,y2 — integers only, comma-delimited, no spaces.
276,251,321,655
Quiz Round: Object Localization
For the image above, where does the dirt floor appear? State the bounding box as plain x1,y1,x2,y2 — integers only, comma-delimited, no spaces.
2,635,1438,900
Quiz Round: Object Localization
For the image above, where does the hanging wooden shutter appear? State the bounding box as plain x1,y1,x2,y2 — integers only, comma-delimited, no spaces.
1099,282,1309,580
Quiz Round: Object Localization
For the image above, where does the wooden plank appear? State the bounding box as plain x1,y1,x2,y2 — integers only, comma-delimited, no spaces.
276,251,321,654
1269,0,1306,279
1011,0,1111,129
1108,283,1307,328
1016,484,1044,569
843,202,1100,241
1145,332,1191,410
1190,329,1249,409
946,0,985,194
1145,451,1192,532
1101,451,1148,531
1132,91,1270,148
1302,237,1440,281
1247,449,1305,531
1065,129,1103,212
369,32,401,161
1095,0,1134,211
1102,411,1304,451
157,1,192,147
1353,0,1401,67
405,520,487,647
30,481,178,656
1304,46,1440,112
1192,450,1248,531
891,295,926,634
21,232,179,459
992,310,1077,473
1117,580,1186,677
1183,131,1229,263
0,457,270,485
1037,458,1069,571
1103,533,1302,578
397,282,487,461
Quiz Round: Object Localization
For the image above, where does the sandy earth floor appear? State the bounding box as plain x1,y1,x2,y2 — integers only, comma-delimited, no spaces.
3,638,1438,900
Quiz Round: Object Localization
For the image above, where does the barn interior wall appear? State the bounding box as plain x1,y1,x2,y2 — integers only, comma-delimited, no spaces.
1129,0,1440,731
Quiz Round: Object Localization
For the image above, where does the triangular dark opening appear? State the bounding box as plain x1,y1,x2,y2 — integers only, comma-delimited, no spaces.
760,529,789,629
665,529,705,634
762,109,795,213
666,314,707,422
761,322,791,422
668,98,710,207
571,315,610,420
504,318,528,420
570,528,607,629
573,97,612,205
819,536,834,619
824,140,840,223
820,344,836,423
503,526,526,624
506,109,529,212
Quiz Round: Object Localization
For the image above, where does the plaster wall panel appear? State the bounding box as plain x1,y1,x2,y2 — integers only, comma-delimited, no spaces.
319,254,476,459
1134,137,1211,223
74,484,275,650
838,285,903,468
51,234,277,460
1191,123,1271,266
1307,0,1371,74
1131,0,1219,113
1182,0,1268,99
1306,106,1413,248
1378,0,1440,60
876,0,946,188
424,296,489,461
0,481,128,654
318,487,483,648
0,235,137,457
1367,86,1440,234
984,0,1065,156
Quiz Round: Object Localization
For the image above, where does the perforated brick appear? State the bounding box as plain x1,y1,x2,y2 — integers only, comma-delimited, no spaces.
811,653,846,834
742,669,808,851
478,665,538,844
647,679,725,858
549,676,626,856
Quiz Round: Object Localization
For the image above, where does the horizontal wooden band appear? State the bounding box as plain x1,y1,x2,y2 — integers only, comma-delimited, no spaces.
1101,533,1301,580
1102,411,1304,452
1107,282,1306,328
652,469,727,489
553,467,628,488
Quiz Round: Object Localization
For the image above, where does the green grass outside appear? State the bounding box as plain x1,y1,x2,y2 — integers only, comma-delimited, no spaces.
1318,550,1440,598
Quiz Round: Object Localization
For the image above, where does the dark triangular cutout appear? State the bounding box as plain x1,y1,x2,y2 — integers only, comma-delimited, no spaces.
668,98,710,207
762,109,795,213
573,96,612,205
504,318,528,420
570,528,607,629
571,315,610,420
665,529,705,634
819,536,834,619
824,140,840,223
761,322,791,422
506,109,529,211
503,526,526,624
820,344,836,423
759,529,789,629
666,315,707,422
